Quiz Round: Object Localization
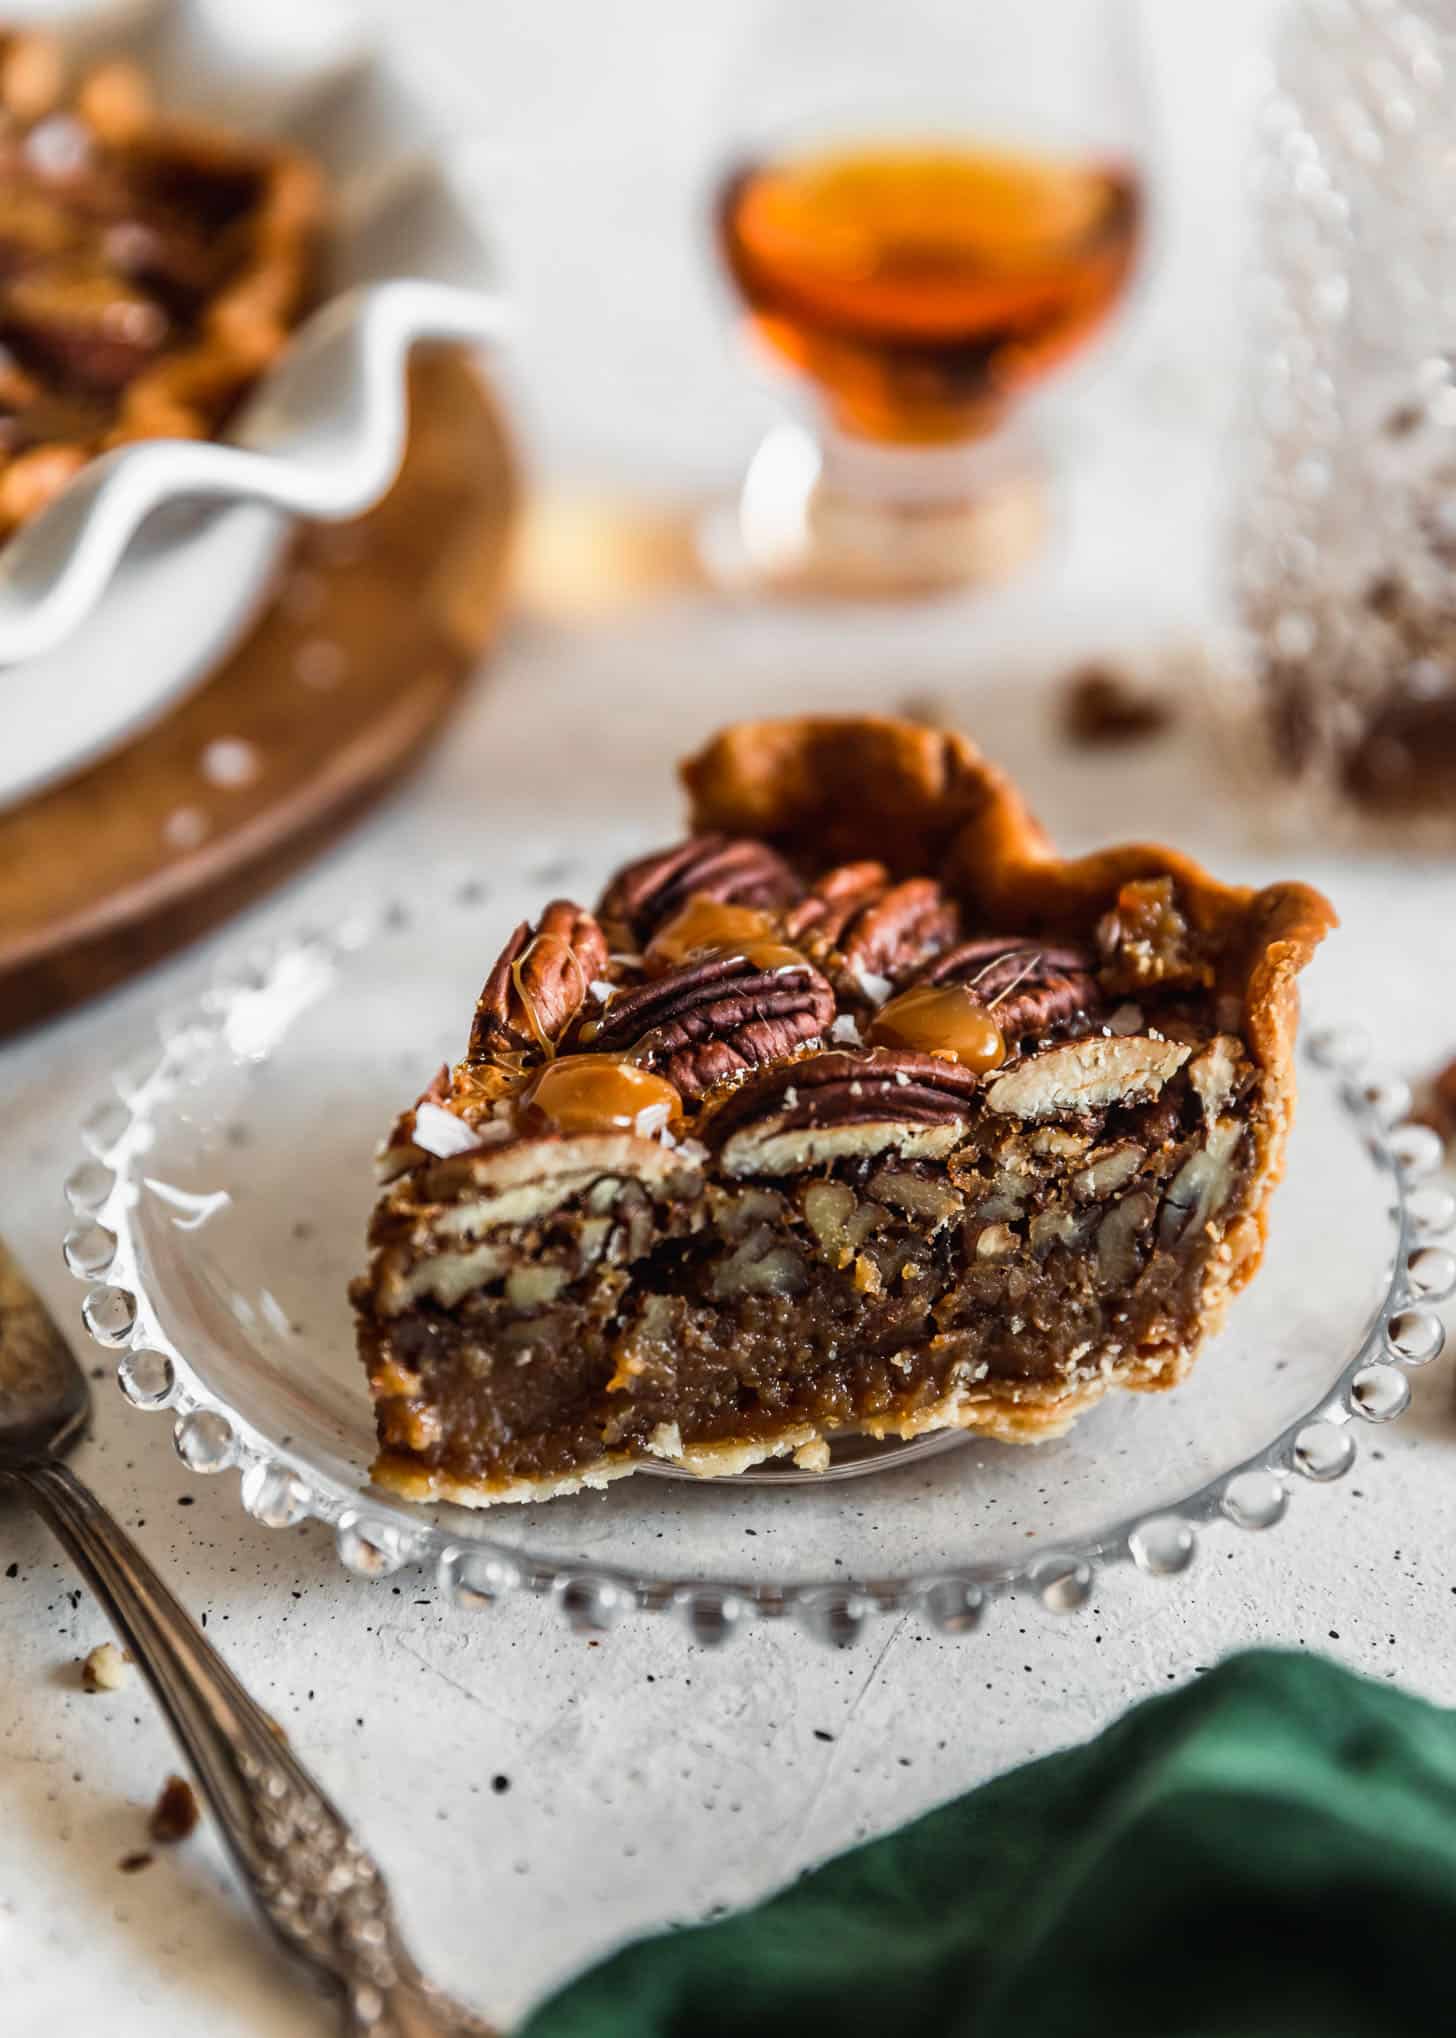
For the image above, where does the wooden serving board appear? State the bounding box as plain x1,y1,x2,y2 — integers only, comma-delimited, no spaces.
0,351,516,1040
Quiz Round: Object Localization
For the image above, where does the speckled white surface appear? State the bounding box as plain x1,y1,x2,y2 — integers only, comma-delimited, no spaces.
5,4,1456,2035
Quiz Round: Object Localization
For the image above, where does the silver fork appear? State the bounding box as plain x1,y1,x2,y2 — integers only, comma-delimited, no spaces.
0,1239,494,2038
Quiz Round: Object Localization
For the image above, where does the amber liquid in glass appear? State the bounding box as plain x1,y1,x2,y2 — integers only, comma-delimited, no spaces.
717,141,1140,445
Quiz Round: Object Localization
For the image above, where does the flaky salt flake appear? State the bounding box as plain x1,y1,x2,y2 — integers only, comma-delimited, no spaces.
634,1102,672,1139
589,979,617,1004
853,967,893,1006
829,1013,863,1046
412,1101,483,1159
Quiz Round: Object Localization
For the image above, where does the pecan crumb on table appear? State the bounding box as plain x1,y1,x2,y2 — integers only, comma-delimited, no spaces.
80,1640,131,1692
149,1773,199,1845
1059,664,1174,747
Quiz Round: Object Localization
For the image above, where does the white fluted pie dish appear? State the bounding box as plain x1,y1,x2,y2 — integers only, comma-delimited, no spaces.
1,0,506,804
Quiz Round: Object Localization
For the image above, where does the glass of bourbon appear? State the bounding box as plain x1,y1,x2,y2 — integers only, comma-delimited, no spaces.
705,0,1149,597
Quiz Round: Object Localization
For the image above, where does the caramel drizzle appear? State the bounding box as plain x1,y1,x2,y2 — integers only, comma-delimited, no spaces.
981,950,1043,1012
508,932,590,1061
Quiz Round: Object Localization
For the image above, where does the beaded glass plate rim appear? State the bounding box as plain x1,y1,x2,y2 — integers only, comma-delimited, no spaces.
62,912,1454,1648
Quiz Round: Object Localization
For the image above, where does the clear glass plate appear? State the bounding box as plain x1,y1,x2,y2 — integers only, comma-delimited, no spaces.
62,872,1455,1646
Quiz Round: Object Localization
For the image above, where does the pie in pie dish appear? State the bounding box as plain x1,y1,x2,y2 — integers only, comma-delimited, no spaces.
353,716,1336,1506
0,27,324,541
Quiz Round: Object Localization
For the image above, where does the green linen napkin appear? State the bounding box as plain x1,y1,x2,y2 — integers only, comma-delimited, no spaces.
520,1650,1456,2037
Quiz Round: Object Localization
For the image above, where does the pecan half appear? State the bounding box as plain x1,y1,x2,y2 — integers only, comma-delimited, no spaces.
589,951,835,1099
915,936,1100,1044
469,900,609,1059
705,1049,979,1177
598,834,801,946
782,861,889,952
1097,877,1213,993
836,878,959,989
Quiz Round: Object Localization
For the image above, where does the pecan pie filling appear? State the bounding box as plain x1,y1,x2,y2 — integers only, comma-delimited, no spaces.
0,29,324,540
353,716,1336,1506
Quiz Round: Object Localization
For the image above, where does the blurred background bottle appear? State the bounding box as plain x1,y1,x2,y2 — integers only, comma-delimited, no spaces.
1236,0,1456,832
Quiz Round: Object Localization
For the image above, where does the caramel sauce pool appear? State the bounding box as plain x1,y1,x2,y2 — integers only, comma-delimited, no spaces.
646,896,778,971
717,140,1140,443
868,982,1006,1071
521,1055,681,1138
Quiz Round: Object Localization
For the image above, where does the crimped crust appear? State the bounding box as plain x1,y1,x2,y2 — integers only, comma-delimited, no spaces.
682,716,1334,1077
361,715,1336,1507
0,31,325,539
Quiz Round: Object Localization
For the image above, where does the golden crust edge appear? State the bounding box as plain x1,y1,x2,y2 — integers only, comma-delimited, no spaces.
680,713,1337,1078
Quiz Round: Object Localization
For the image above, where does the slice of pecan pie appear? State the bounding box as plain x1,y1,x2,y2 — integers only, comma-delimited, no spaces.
0,29,324,539
353,716,1336,1505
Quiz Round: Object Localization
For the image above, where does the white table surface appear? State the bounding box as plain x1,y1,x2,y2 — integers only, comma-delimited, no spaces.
7,4,1456,2034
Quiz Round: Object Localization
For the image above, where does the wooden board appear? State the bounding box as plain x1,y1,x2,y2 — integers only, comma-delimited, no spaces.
0,351,516,1039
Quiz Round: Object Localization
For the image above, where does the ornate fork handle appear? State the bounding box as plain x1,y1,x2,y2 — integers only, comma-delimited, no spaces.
7,1460,494,2038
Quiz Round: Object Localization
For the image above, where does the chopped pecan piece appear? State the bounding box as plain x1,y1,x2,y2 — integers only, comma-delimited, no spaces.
81,1640,130,1692
1098,877,1213,993
597,834,801,946
914,936,1100,1044
588,950,835,1099
985,1035,1190,1121
1159,1118,1241,1244
837,877,959,988
783,861,889,951
706,1049,979,1176
468,900,609,1061
148,1774,199,1845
